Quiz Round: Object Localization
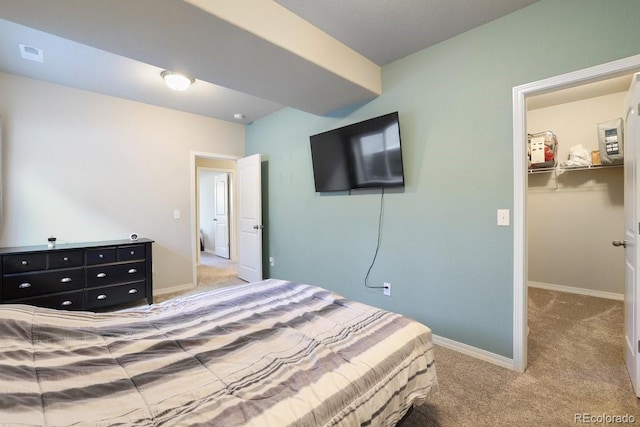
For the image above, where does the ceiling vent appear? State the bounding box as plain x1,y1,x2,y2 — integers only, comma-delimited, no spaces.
19,44,44,63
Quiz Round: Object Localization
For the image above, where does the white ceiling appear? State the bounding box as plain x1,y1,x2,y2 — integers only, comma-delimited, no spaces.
0,0,539,124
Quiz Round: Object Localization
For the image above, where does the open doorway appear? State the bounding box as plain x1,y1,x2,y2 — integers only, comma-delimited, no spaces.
513,54,640,374
191,152,243,289
526,76,628,300
190,151,265,288
524,77,628,386
197,168,239,287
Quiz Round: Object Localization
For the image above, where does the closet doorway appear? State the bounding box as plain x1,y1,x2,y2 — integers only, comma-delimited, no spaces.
526,76,629,300
513,54,640,378
524,78,629,393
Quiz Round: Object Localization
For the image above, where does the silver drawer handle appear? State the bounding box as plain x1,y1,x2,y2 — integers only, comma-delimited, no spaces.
21,260,28,266
96,273,107,278
99,254,104,258
61,300,73,306
19,282,32,289
128,268,137,274
60,277,72,283
96,294,107,300
128,289,138,294
63,257,69,262
130,250,135,255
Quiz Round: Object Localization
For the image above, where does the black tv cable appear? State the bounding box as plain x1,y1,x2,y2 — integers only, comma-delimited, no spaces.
365,188,387,290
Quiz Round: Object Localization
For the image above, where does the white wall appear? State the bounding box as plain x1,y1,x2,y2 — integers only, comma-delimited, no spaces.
0,72,245,292
527,92,625,296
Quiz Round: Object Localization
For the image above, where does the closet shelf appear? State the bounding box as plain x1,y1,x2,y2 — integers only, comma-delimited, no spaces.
528,164,623,174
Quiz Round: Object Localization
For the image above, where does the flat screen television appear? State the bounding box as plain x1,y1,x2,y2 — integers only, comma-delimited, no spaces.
309,112,405,192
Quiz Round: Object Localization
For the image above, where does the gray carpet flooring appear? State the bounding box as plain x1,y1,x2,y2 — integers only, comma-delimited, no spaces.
402,288,640,426
156,266,640,426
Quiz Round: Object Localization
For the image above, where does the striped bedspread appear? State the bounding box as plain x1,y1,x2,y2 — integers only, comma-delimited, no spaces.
0,279,437,426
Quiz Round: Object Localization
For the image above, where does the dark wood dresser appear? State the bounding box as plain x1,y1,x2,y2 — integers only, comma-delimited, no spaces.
0,238,153,311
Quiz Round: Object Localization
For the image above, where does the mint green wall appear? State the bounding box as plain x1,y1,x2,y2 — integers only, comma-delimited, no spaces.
246,0,640,358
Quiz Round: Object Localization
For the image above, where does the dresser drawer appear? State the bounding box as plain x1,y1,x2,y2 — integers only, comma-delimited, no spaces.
48,250,84,269
3,253,47,274
85,281,146,310
12,290,85,311
86,248,117,265
85,261,146,288
3,267,84,300
117,245,145,262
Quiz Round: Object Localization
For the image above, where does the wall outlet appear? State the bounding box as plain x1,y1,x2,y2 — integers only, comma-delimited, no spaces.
269,256,275,267
383,282,391,297
173,209,181,219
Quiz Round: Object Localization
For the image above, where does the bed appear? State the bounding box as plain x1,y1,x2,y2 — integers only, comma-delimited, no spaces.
0,279,437,426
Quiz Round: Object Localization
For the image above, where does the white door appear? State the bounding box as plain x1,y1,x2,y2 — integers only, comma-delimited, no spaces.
214,173,230,259
624,73,640,396
237,154,263,282
199,171,216,253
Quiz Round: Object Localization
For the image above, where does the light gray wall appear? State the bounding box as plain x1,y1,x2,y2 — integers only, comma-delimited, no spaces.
246,0,640,358
527,92,625,296
0,72,245,291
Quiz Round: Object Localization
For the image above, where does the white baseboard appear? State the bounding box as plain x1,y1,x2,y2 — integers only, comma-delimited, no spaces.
154,283,195,296
432,334,514,370
528,281,623,301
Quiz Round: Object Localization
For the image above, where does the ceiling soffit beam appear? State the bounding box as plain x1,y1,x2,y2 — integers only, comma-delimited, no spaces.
0,0,381,116
185,0,381,96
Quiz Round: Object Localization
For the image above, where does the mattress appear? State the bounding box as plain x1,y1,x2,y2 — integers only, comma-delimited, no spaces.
0,279,437,426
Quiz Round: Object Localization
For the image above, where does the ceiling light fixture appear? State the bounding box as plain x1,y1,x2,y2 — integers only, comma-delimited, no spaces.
161,70,194,91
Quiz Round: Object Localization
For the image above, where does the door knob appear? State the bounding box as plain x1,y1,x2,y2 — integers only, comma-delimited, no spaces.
253,225,264,230
612,240,627,248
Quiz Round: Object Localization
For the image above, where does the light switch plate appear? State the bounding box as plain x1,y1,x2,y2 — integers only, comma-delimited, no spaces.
497,209,510,226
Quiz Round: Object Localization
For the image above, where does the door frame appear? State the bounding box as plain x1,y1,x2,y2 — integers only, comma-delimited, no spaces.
190,151,241,288
512,54,640,372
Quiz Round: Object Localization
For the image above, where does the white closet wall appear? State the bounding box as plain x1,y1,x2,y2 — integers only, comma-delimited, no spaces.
527,91,626,297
